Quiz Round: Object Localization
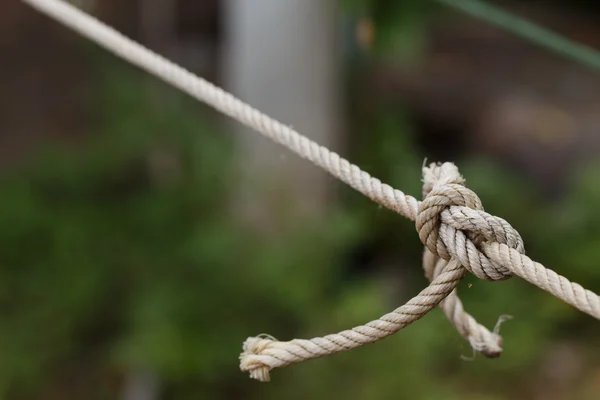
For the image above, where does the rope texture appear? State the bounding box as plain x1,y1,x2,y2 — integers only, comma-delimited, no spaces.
20,0,420,223
422,250,507,358
420,166,506,358
22,0,600,383
241,260,466,382
240,162,531,381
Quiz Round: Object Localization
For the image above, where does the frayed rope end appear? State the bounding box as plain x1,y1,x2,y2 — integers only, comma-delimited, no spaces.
467,314,514,359
239,335,277,383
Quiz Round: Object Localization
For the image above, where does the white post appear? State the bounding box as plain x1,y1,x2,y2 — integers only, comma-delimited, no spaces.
222,0,342,231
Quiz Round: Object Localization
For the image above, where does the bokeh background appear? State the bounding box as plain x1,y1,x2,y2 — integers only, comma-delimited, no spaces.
2,0,600,399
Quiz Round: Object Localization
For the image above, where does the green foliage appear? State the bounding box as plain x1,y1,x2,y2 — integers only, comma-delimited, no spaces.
2,1,600,399
0,58,391,399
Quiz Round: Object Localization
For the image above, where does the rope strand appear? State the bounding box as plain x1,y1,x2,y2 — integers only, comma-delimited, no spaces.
240,260,466,381
21,0,420,222
22,0,600,383
483,243,600,319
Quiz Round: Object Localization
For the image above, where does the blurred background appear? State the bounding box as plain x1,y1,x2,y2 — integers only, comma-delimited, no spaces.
2,0,600,399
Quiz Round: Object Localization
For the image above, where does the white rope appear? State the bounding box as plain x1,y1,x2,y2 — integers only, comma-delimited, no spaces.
240,163,600,381
23,0,600,384
420,167,505,358
21,0,419,222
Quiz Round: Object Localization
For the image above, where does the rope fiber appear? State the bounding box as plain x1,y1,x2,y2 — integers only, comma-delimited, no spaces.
22,0,600,383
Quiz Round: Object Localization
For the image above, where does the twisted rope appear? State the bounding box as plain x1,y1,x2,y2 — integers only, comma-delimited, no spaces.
240,164,600,381
23,0,600,384
240,162,535,381
21,0,420,223
420,166,506,358
422,250,508,358
241,259,467,382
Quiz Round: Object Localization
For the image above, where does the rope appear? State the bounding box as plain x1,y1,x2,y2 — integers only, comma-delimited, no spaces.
21,0,420,223
241,259,467,382
22,0,600,383
423,249,508,358
420,166,505,358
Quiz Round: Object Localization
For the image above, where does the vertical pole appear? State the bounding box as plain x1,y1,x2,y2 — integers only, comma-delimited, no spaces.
222,0,342,232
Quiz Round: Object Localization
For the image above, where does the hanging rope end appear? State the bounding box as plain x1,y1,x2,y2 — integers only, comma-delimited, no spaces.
467,333,504,359
466,314,513,358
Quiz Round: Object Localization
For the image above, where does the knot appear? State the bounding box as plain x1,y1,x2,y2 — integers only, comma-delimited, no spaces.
416,162,525,281
240,335,277,382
